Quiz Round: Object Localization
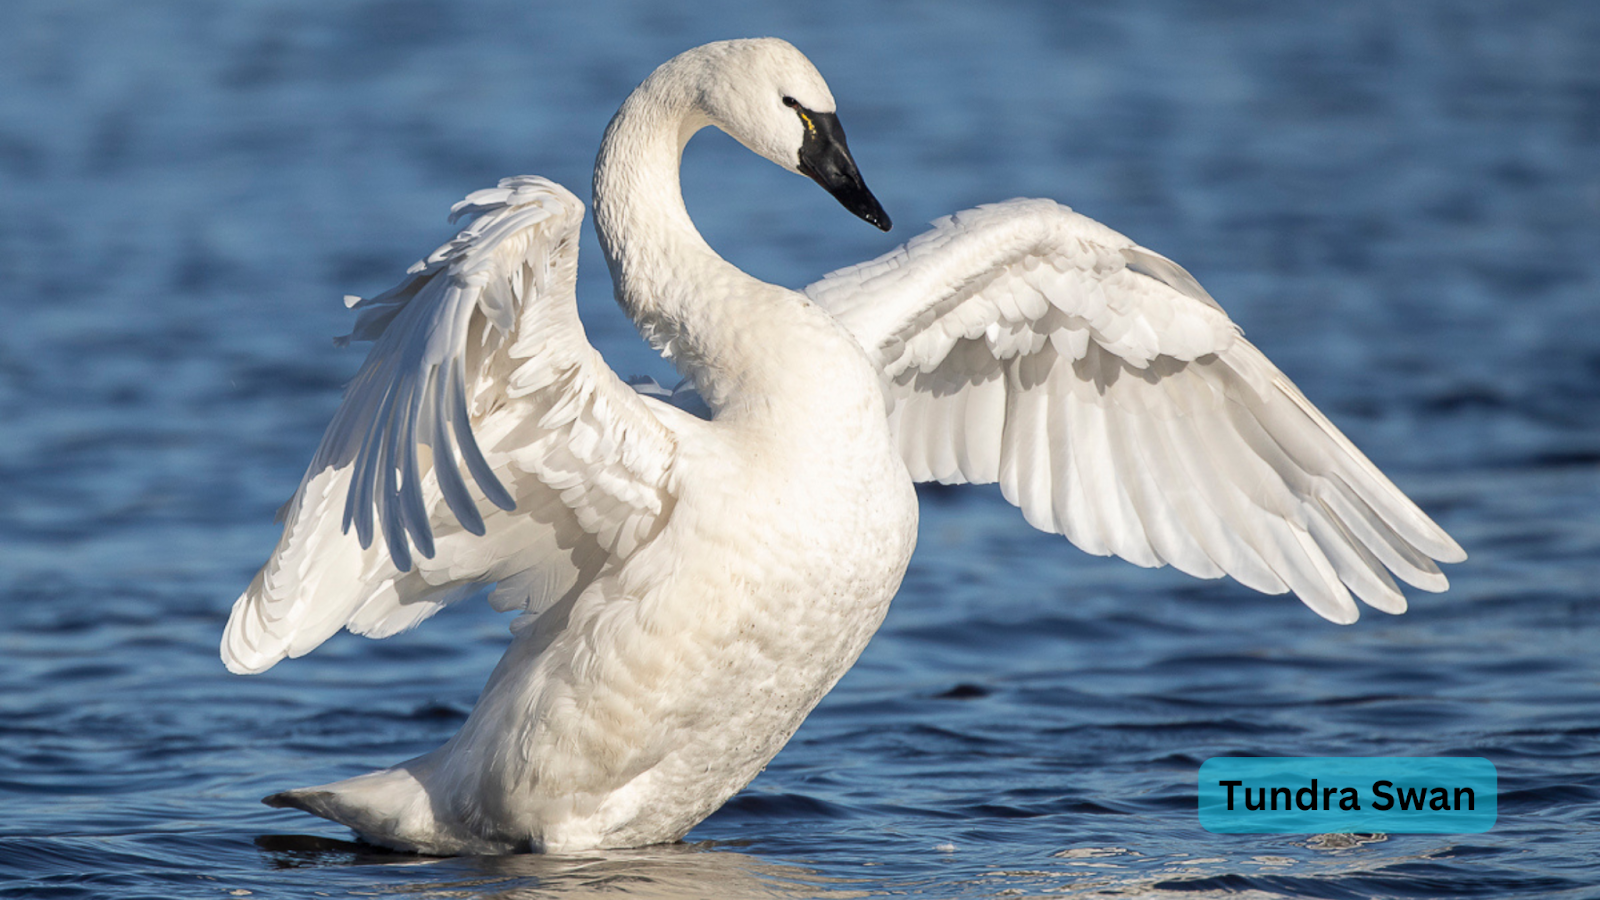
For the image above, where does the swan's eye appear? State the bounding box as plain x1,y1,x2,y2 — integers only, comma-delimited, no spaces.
782,96,817,136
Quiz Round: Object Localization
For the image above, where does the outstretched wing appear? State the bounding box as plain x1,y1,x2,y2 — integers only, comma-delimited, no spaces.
223,177,682,673
807,199,1464,623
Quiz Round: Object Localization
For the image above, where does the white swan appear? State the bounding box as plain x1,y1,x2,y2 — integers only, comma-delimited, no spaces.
222,38,1464,854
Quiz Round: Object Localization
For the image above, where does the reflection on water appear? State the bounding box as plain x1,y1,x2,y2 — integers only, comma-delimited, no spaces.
2,0,1599,897
254,836,867,899
244,832,1482,899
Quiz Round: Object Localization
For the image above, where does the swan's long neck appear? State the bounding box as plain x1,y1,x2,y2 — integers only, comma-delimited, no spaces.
593,62,820,416
592,69,716,308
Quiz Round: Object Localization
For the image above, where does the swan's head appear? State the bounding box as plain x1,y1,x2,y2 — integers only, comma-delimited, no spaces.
685,39,892,232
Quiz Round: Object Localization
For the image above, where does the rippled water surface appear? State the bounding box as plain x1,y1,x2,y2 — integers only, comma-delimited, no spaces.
3,2,1599,897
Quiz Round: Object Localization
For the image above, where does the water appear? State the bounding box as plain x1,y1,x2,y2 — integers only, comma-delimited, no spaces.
2,1,1598,896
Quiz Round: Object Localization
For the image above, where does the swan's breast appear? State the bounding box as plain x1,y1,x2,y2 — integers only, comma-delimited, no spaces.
540,410,915,847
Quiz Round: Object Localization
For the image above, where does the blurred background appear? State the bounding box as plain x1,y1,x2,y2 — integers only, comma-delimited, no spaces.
1,2,1597,897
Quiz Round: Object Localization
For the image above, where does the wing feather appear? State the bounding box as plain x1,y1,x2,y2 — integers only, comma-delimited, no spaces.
223,177,680,674
808,198,1463,622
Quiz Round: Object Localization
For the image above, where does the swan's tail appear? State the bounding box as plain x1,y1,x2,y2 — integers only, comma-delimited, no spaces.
261,760,499,855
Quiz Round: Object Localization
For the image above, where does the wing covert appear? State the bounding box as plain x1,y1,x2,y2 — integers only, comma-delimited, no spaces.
313,179,585,570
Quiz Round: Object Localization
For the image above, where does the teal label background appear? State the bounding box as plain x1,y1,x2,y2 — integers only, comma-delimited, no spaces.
1199,757,1497,833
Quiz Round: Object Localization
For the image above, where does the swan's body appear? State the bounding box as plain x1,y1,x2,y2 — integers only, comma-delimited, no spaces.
223,39,1463,854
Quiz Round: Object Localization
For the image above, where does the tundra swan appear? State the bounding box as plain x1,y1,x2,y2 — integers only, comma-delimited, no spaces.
222,38,1463,854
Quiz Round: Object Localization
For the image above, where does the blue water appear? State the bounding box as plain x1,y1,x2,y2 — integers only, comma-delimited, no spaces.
3,2,1599,897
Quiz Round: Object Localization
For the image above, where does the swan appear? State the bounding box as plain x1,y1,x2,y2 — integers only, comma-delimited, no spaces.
222,38,1464,854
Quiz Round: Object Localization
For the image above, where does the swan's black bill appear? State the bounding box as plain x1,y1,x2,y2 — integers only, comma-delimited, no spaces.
795,108,891,232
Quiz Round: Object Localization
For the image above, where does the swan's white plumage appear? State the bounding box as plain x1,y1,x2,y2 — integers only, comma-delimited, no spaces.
224,38,1462,854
